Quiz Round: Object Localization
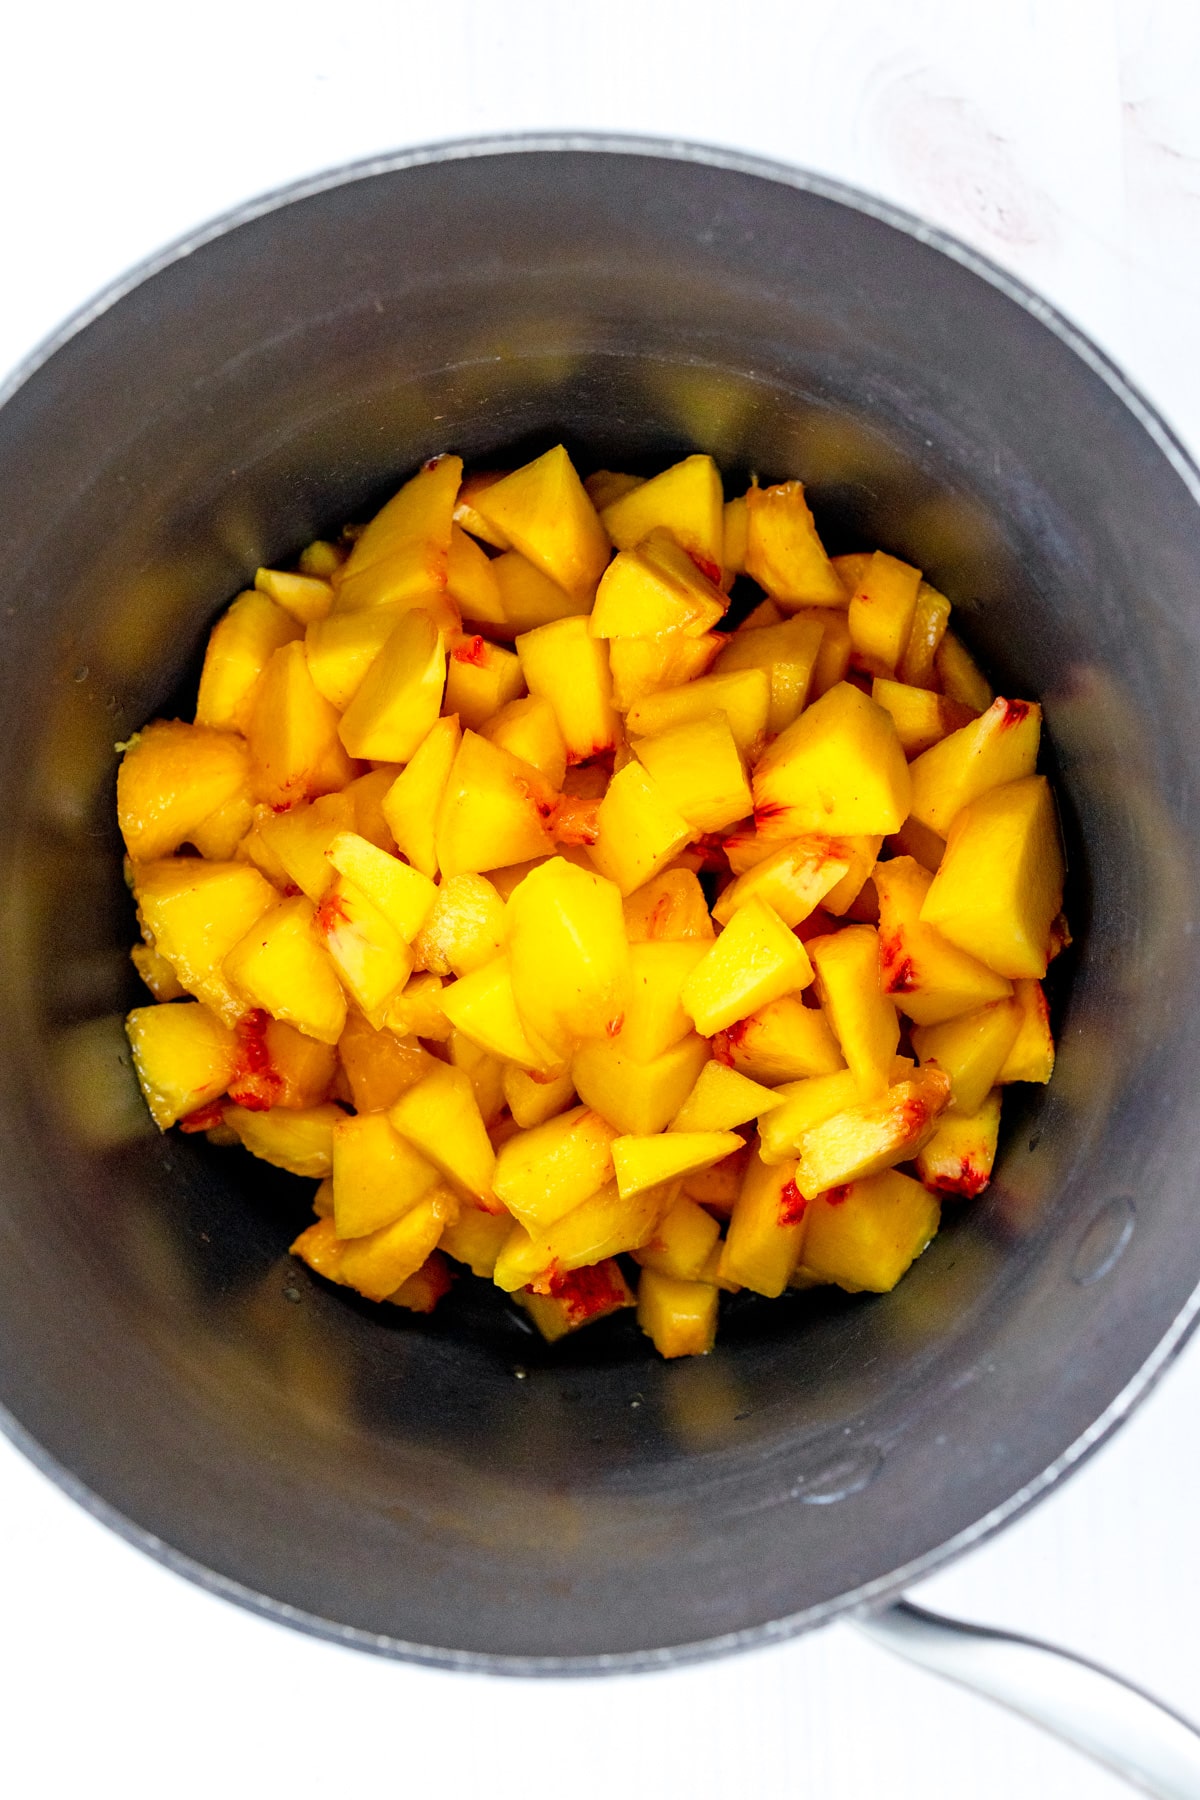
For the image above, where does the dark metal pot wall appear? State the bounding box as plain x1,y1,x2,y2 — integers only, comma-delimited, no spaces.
1,137,1198,1670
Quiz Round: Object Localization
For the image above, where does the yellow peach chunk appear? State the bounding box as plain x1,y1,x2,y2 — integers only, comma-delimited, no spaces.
304,607,402,711
502,1063,577,1130
753,682,911,839
633,712,751,836
434,731,556,879
623,867,715,944
909,696,1042,835
332,1110,438,1238
572,1032,710,1137
713,994,844,1085
440,957,559,1072
935,630,993,714
248,640,357,809
381,714,461,880
515,614,619,762
118,720,252,862
589,762,693,898
997,979,1056,1084
130,942,186,1002
337,1190,458,1303
196,591,300,734
608,630,722,712
756,1067,866,1164
313,876,413,1030
126,1001,238,1129
413,875,506,978
133,859,278,1027
336,1013,433,1113
613,1131,744,1199
717,1151,809,1297
225,894,349,1044
493,1180,669,1292
490,552,583,635
807,926,899,1098
443,632,526,731
515,1260,634,1341
911,998,1023,1115
711,836,852,929
256,791,356,903
446,523,505,627
682,899,813,1038
337,608,446,764
225,1102,344,1178
802,1169,940,1292
871,678,972,758
634,1192,721,1280
626,668,770,759
389,1063,496,1206
792,1068,951,1199
874,855,1013,1026
600,454,724,570
492,1104,617,1229
480,695,568,788
915,1090,1002,1197
714,617,825,735
440,1205,514,1278
591,530,727,638
920,776,1065,978
847,551,922,676
472,446,610,603
619,940,710,1062
744,480,844,605
506,857,631,1057
255,567,333,626
636,1268,719,1358
898,582,951,689
334,454,461,615
324,832,437,942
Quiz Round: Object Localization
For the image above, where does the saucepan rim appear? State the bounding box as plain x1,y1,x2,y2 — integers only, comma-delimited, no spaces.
3,129,1200,1677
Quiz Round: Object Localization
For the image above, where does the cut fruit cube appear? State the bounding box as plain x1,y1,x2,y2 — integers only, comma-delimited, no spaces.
334,454,461,614
717,1151,809,1297
714,617,825,735
188,793,254,862
626,668,770,758
586,470,644,511
247,640,357,809
440,957,559,1071
794,607,854,699
916,1090,1002,1197
833,553,872,595
920,776,1065,977
225,894,349,1044
226,1011,337,1111
589,762,693,897
911,998,1023,1115
623,868,715,943
819,836,884,916
444,633,526,731
515,1261,634,1342
196,590,300,734
888,815,946,874
871,678,973,758
299,541,345,579
493,1180,669,1292
454,470,511,548
753,682,911,838
502,1063,577,1130
681,898,813,1037
440,1205,514,1278
434,730,557,878
304,607,402,711
997,979,1055,1084
683,1144,751,1213
898,582,952,689
669,1061,781,1133
342,768,400,853
713,994,844,1085
389,1063,497,1205
909,695,1042,836
613,1131,744,1199
723,495,749,581
711,836,852,929
446,523,505,626
808,926,900,1098
935,630,994,714
472,446,610,603
133,859,278,1027
126,1001,238,1130
118,720,252,862
637,1269,719,1358
632,712,751,835
600,453,724,571
325,832,437,942
314,876,413,1029
337,1190,458,1303
337,1012,433,1113
290,1217,347,1283
506,857,631,1058
446,1029,506,1127
573,1032,710,1137
382,972,452,1040
757,1067,865,1164
792,1067,951,1199
608,630,722,711
515,614,619,762
388,1250,455,1313
256,791,356,903
744,480,844,605
130,942,186,1002
332,1110,438,1238
591,530,727,638
492,1104,618,1229
634,1193,722,1281
480,695,568,788
874,854,1013,1025
847,551,922,676
802,1169,940,1292
225,1101,344,1177
381,714,460,880
619,940,710,1062
337,609,446,763
490,552,583,636
254,567,332,625
412,873,506,977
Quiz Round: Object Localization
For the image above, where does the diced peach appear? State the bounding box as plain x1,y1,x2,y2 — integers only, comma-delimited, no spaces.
188,792,254,861
634,1192,722,1281
744,480,844,605
669,1060,781,1132
909,696,1042,835
717,1151,808,1297
502,1063,576,1129
515,1260,634,1341
472,446,610,603
249,640,357,808
255,566,332,626
586,470,644,511
291,1217,347,1283
445,1029,506,1127
493,1180,669,1292
792,1067,951,1198
334,454,461,614
480,694,568,788
802,1170,940,1292
118,720,252,862
625,668,770,759
682,1143,751,1213
256,791,355,902
492,1104,617,1228
381,713,460,879
516,614,619,761
623,867,715,944
608,630,722,711
383,972,452,1041
874,855,1012,1025
589,762,693,897
126,1001,238,1129
871,678,973,757
506,857,631,1057
332,1110,438,1237
756,1067,865,1164
299,541,346,579
337,1013,433,1112
440,1205,514,1277
225,893,349,1044
196,591,300,734
888,815,946,872
226,1011,337,1111
753,682,911,838
998,979,1055,1084
722,494,749,581
133,859,278,1026
440,956,559,1071
325,832,436,942
336,1190,458,1303
916,1090,1002,1197
847,551,922,676
618,940,710,1061
613,1130,744,1199
435,731,556,879
341,768,399,852
389,1063,496,1205
794,607,854,699
683,902,811,1039
412,874,505,978
832,553,872,596
714,617,825,735
489,552,583,636
225,1101,344,1177
130,942,186,1002
446,524,505,627
711,836,851,929
454,469,511,548
600,453,724,571
935,630,993,713
388,1250,455,1313
443,632,526,731
573,1032,710,1136
304,607,402,710
713,994,844,1085
637,1268,719,1357
911,997,1023,1115
805,926,898,1098
337,609,446,763
632,712,751,836
592,530,727,638
920,776,1065,977
898,582,952,688
314,875,413,1029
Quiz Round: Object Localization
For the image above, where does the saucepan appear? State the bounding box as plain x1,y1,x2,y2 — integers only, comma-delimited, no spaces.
2,136,1199,1795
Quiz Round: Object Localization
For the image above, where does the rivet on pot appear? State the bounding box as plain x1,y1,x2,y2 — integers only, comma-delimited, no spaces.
1071,1195,1136,1287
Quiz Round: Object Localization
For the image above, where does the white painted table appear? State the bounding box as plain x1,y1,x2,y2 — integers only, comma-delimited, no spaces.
2,3,1199,1795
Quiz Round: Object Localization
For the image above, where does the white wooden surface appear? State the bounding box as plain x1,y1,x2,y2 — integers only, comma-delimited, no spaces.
2,3,1200,1795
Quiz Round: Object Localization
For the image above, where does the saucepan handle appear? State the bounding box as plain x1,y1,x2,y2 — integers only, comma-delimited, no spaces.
857,1599,1200,1798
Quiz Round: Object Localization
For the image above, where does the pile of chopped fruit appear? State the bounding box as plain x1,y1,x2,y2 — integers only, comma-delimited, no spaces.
118,446,1065,1359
